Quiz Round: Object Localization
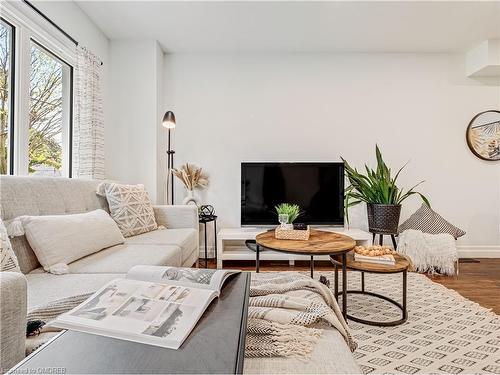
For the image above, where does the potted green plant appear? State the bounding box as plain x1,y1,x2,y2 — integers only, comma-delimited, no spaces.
341,145,430,234
275,203,301,230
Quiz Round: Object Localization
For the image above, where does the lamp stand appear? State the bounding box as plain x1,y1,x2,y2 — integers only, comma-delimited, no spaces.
167,129,175,205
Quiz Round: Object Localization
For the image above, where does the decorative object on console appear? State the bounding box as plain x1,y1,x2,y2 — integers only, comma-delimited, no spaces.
162,110,176,205
342,145,430,248
199,204,215,218
103,183,158,237
466,109,500,161
275,203,301,230
172,163,209,206
398,203,465,239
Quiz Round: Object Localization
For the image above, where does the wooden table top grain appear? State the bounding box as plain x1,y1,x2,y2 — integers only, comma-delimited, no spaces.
255,229,356,255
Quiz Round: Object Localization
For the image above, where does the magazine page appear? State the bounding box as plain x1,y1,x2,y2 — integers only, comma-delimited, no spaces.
127,265,240,293
50,278,216,349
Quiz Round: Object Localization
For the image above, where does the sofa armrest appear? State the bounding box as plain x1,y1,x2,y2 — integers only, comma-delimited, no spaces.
153,205,199,230
0,272,27,373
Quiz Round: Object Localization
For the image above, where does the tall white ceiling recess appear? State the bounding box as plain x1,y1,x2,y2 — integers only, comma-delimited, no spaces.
466,39,500,77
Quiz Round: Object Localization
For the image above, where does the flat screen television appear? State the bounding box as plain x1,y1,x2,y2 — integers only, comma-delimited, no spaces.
241,162,344,226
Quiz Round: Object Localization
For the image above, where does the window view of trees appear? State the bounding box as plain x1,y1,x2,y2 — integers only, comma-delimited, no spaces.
0,21,13,175
29,43,65,176
1,15,72,177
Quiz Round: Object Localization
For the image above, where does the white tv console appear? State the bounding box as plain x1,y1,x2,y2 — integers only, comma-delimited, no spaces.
216,227,372,269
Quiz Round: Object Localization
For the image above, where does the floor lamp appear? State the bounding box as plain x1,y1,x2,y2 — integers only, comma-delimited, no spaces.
162,111,176,205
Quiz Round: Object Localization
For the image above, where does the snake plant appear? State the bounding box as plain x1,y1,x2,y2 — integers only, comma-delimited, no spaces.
341,145,430,221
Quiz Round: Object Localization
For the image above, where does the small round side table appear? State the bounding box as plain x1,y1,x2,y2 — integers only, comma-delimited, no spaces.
332,252,409,326
199,214,217,268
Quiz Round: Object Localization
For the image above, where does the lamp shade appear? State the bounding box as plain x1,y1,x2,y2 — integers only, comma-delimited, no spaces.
162,111,176,129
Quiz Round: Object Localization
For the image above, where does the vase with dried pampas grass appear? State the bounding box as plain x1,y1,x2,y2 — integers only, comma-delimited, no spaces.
172,163,209,205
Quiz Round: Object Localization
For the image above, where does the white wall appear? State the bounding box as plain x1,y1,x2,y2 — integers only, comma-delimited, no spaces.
106,40,164,203
164,53,500,255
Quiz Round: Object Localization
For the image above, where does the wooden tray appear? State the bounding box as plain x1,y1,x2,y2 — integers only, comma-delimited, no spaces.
275,226,310,240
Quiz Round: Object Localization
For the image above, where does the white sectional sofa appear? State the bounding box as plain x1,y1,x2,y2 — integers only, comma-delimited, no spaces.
0,176,199,369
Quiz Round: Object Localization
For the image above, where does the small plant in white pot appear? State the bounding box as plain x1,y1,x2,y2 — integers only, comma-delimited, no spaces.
275,203,301,230
172,163,209,206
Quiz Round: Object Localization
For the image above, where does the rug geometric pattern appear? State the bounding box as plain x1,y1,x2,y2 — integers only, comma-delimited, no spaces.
317,271,500,374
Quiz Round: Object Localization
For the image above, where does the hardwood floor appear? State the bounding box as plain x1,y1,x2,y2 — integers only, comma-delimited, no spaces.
205,258,500,314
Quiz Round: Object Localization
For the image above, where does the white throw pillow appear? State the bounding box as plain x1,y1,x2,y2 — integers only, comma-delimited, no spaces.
103,183,158,237
22,209,125,272
0,218,21,272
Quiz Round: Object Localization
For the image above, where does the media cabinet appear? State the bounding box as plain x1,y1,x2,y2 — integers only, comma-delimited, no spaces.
216,227,371,269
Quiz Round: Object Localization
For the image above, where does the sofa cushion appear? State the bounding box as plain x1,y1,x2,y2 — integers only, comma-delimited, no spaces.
126,228,197,263
0,218,20,272
25,272,119,310
103,183,158,237
244,325,361,374
21,209,125,273
0,176,109,274
66,243,182,274
398,203,466,239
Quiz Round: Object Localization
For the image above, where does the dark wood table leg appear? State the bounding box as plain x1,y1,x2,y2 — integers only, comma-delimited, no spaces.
310,255,314,278
372,232,376,245
379,234,383,246
256,244,260,273
214,219,218,267
204,222,208,268
361,271,365,292
342,252,347,320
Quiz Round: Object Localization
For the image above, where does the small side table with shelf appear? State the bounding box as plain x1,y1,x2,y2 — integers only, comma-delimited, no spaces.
199,214,217,268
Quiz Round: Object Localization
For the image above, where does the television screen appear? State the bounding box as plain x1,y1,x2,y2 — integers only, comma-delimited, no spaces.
241,162,344,226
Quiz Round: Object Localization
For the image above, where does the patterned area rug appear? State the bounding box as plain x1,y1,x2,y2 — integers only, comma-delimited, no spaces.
315,271,500,374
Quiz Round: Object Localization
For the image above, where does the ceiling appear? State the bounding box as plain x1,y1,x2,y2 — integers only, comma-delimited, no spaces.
75,1,500,53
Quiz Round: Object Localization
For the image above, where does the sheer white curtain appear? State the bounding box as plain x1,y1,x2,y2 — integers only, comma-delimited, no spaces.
73,45,105,179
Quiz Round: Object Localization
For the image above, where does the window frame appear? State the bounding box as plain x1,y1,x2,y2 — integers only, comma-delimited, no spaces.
1,2,76,177
0,17,16,175
29,39,74,177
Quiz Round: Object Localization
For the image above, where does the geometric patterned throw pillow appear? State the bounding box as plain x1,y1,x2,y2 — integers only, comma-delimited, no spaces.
398,203,466,239
0,217,21,272
104,183,158,237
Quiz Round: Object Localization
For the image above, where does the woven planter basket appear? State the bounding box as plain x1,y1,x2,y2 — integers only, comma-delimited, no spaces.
367,203,401,234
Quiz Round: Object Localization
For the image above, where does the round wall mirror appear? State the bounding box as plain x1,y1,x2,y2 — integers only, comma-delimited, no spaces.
466,110,500,161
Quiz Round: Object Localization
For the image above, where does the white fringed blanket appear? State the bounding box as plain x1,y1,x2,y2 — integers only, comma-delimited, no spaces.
247,273,356,358
397,229,458,275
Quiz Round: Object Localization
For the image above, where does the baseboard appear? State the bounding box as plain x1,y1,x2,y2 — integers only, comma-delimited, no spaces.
457,246,500,258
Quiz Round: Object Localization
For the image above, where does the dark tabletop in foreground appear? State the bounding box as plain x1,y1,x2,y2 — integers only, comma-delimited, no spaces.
12,273,250,374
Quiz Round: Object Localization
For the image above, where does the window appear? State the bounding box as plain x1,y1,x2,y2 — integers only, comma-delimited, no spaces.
1,3,75,177
29,41,72,177
0,19,15,175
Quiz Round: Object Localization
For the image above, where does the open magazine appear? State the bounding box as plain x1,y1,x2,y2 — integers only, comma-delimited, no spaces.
50,266,240,349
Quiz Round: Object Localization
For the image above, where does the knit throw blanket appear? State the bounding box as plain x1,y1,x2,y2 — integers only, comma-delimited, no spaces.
27,273,356,358
398,229,458,275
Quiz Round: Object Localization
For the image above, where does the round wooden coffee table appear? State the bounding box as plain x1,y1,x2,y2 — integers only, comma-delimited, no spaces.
331,252,410,326
255,229,356,320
